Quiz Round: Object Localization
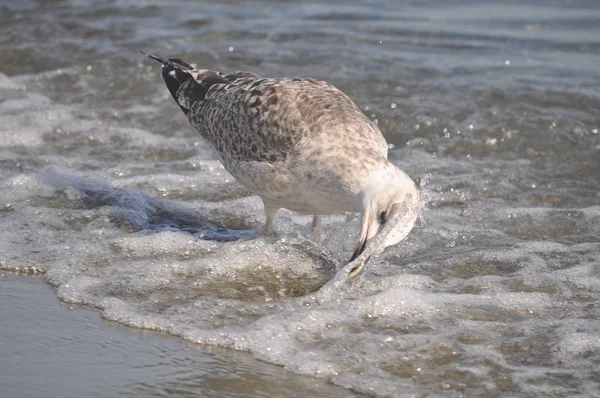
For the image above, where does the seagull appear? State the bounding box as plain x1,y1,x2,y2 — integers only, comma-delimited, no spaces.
140,51,422,277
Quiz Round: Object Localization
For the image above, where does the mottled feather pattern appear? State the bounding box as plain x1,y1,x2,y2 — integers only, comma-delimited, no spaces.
182,73,387,163
142,52,420,277
158,58,390,213
190,76,302,164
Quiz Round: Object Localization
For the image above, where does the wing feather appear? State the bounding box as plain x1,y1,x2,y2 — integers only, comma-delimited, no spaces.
185,76,386,163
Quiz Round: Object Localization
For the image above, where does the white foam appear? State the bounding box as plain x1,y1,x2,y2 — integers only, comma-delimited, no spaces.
112,231,217,258
2,67,599,396
0,72,26,90
558,333,600,363
0,101,74,147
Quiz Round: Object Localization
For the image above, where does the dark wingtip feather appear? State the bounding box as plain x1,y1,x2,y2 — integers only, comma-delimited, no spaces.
162,67,194,115
137,50,165,64
167,58,195,71
138,50,194,115
138,50,195,72
139,51,228,117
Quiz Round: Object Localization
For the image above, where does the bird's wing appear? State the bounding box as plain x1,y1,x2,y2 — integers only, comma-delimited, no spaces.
141,51,387,164
183,75,387,163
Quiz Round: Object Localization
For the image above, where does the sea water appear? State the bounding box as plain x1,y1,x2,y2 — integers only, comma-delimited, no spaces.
1,1,599,396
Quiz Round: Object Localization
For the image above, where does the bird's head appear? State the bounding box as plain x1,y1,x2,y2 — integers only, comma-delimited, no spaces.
347,163,422,277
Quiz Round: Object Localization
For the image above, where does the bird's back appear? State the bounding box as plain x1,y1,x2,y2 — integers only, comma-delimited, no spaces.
161,59,388,164
155,55,390,213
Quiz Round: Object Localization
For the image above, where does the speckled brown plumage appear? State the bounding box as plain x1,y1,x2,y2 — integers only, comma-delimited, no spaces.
150,56,387,214
187,75,386,165
142,52,421,276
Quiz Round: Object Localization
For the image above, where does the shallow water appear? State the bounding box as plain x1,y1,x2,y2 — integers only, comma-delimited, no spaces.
1,1,599,397
0,274,357,398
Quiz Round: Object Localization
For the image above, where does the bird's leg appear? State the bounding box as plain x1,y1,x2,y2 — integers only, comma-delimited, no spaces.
262,202,279,235
312,215,322,241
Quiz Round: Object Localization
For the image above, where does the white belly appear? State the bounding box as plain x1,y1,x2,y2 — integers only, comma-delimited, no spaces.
219,155,359,215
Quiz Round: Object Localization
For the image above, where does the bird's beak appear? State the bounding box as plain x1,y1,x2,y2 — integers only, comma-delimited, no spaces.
347,212,380,277
348,219,371,263
346,201,419,278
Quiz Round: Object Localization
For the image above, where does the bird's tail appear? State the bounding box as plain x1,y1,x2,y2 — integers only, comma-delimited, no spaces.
138,50,227,115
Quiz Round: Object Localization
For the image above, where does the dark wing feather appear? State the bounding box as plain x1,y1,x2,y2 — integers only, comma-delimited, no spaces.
163,61,228,115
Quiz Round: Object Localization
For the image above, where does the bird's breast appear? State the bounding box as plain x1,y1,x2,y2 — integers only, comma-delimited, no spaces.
218,152,360,215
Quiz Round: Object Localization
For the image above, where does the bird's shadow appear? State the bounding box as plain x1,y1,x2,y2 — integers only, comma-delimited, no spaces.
37,172,255,242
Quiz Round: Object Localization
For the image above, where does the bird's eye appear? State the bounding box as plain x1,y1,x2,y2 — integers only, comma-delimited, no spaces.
379,210,388,224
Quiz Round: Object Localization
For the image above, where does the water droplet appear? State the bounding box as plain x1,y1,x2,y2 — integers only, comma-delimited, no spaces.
390,103,396,109
505,60,510,65
469,124,474,130
228,46,234,52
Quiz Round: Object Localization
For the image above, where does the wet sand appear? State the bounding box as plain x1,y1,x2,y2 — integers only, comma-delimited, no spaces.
0,274,358,398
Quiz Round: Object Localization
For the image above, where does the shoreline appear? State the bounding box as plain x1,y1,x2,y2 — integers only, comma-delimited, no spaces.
0,274,358,398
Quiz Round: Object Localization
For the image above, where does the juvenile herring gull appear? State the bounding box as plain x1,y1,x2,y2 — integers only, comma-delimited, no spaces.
141,51,421,277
